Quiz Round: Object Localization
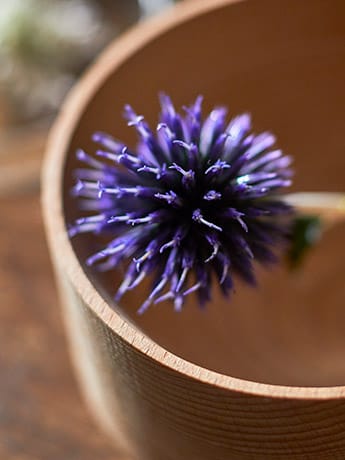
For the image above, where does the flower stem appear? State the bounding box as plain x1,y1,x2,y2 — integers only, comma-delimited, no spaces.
284,192,345,228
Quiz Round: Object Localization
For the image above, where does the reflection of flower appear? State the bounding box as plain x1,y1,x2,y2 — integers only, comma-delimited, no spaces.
0,0,109,120
70,94,293,313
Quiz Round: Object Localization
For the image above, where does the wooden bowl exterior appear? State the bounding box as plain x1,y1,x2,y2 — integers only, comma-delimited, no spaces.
42,0,345,458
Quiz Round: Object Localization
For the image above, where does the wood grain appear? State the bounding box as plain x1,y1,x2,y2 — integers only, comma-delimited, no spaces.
42,0,345,458
0,191,127,459
0,123,48,196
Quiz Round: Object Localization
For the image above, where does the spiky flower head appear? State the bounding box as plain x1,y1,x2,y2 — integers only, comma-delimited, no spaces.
70,94,293,313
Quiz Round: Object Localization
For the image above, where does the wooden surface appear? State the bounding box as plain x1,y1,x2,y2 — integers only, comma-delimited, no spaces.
51,0,345,390
42,0,345,459
0,188,127,459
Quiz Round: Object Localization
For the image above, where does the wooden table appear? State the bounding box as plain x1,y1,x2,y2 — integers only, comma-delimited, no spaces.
0,175,125,459
0,3,191,456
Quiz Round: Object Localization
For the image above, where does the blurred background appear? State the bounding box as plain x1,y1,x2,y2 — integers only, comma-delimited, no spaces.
0,1,182,459
0,0,184,195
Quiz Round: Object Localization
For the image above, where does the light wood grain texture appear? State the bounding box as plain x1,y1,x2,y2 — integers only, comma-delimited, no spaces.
0,192,126,459
42,0,345,458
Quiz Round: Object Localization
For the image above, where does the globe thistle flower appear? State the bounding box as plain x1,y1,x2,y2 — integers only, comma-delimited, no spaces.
70,94,293,313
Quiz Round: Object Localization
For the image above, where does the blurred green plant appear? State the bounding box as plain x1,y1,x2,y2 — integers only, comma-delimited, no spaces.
287,215,323,268
0,0,182,124
0,0,111,122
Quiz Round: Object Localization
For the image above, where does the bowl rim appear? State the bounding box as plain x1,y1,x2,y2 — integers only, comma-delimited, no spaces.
42,0,345,400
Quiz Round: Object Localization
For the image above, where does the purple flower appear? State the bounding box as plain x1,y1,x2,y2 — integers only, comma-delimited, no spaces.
70,94,293,313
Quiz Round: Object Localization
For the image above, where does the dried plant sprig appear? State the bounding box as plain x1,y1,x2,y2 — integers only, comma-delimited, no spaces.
69,94,294,313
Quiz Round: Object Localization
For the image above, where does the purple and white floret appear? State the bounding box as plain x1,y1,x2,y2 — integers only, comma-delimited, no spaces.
70,94,293,313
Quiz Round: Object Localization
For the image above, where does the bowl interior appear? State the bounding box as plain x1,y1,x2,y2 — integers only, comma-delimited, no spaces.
63,0,345,387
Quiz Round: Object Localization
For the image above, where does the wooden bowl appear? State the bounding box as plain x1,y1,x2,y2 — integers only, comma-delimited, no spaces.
42,0,345,458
